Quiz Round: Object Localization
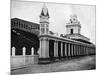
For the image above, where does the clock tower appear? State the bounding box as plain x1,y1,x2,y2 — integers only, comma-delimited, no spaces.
40,4,50,35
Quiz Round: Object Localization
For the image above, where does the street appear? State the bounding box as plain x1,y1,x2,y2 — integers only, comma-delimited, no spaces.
11,55,96,75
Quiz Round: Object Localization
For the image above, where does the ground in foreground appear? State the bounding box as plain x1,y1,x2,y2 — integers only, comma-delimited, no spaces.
11,55,96,75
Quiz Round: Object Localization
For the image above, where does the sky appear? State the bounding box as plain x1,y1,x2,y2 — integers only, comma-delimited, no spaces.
11,0,96,44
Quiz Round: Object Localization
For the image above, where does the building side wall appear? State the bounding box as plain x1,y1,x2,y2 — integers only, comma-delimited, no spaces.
11,55,39,70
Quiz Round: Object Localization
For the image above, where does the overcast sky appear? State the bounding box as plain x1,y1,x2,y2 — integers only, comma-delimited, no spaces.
11,0,96,44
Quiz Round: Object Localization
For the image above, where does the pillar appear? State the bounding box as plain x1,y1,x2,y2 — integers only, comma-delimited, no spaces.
71,44,73,56
77,45,79,56
39,38,49,58
56,41,58,57
75,45,77,56
74,44,76,56
23,47,26,56
68,43,70,56
54,40,58,57
78,45,80,55
39,39,42,57
31,47,34,55
54,40,57,57
12,47,15,56
73,44,74,56
79,46,82,55
61,42,63,57
65,43,67,57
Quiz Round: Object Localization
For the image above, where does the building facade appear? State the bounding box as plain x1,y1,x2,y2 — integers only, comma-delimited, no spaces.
38,4,95,62
11,4,96,67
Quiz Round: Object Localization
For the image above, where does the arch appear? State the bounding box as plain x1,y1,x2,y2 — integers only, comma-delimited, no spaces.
11,29,39,55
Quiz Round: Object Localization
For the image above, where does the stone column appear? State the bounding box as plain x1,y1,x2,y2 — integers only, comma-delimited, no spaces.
31,47,34,55
12,47,15,56
56,41,58,57
68,43,70,56
23,47,26,65
73,44,75,56
81,46,83,55
87,47,89,55
23,47,26,56
85,47,86,55
86,47,87,55
65,43,67,57
78,45,80,55
39,38,49,58
54,40,57,57
83,46,85,55
75,45,77,56
77,45,79,56
46,39,49,58
61,42,63,57
54,40,58,57
39,39,42,57
82,46,83,55
71,44,73,56
80,46,81,55
74,44,76,56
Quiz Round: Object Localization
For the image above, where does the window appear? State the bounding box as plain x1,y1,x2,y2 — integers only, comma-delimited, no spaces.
41,28,45,34
46,28,48,33
70,29,73,34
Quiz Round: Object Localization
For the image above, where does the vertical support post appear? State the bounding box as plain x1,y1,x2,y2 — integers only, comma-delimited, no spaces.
39,38,49,58
73,44,74,56
74,44,75,56
23,47,26,56
76,45,78,56
71,44,73,56
65,43,67,57
46,39,49,58
31,47,34,55
61,42,63,57
68,43,70,56
23,47,26,65
39,39,42,57
12,47,15,56
54,40,56,57
78,45,80,56
56,41,58,57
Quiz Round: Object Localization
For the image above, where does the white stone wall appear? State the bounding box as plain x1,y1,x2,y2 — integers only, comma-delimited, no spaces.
66,25,80,34
11,55,39,70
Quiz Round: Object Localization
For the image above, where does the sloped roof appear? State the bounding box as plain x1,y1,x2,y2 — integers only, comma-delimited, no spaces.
11,18,39,28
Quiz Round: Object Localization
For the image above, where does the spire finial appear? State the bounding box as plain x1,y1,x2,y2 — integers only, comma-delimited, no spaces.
40,3,49,18
43,3,47,9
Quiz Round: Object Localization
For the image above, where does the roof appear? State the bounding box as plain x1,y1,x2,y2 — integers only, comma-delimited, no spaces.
72,39,92,44
11,18,39,28
40,4,49,18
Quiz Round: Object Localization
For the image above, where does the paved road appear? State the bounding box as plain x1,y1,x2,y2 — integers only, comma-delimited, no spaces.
11,55,96,75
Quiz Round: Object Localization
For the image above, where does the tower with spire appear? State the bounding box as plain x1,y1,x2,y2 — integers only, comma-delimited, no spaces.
39,4,50,35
